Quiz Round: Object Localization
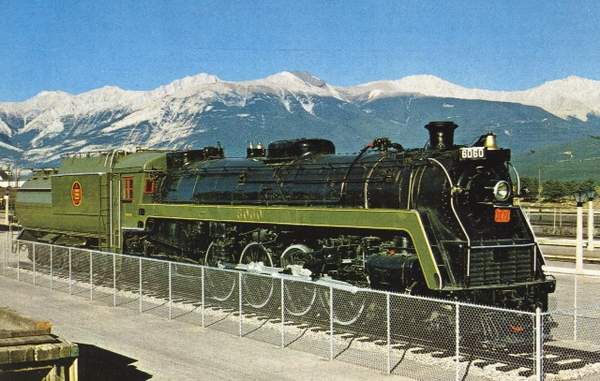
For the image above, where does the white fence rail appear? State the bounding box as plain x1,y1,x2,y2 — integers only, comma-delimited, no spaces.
524,206,599,238
2,236,600,381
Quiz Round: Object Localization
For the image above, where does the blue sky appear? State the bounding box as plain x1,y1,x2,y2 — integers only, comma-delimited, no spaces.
1,0,599,101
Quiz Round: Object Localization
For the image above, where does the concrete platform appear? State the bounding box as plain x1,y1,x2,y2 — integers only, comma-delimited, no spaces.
0,276,414,381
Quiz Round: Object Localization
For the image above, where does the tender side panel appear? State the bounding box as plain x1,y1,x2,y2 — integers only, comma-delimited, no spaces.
50,174,109,240
15,177,53,232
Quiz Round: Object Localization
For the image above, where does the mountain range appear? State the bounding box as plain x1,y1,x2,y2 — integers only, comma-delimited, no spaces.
1,71,599,179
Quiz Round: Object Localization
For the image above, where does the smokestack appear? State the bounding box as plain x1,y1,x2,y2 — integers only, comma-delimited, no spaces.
424,121,458,150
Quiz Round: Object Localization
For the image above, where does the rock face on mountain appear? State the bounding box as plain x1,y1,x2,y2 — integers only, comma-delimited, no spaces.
0,71,598,166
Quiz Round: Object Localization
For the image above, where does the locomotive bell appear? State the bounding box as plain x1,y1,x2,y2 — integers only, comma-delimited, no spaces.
474,132,498,150
425,121,458,150
482,133,498,150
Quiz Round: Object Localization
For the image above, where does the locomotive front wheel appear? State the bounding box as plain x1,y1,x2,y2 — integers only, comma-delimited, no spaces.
239,242,275,309
203,241,237,303
281,244,318,317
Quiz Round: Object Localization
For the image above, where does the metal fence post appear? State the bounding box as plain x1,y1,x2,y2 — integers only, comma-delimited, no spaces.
1,232,4,275
576,204,584,272
588,200,595,250
2,231,5,276
32,242,36,285
329,285,334,361
3,232,6,275
3,233,6,276
573,276,578,341
559,208,563,234
68,248,72,295
17,242,20,281
113,253,117,307
280,277,285,349
535,307,543,381
455,302,460,381
50,245,53,289
6,232,10,272
138,258,143,313
168,262,173,320
238,272,243,337
89,250,93,301
201,266,205,328
386,293,391,375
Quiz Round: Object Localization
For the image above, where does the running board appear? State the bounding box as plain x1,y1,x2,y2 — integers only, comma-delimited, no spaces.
233,262,363,293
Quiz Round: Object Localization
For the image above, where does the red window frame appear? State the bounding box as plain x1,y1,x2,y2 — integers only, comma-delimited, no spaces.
143,178,156,194
123,176,134,201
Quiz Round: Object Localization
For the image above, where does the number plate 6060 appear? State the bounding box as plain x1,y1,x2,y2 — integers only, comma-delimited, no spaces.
459,147,485,160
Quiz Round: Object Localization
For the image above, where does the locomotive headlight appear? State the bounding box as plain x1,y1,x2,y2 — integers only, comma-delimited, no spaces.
493,181,511,202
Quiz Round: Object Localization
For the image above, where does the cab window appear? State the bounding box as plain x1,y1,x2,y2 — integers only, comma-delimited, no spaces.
144,178,156,194
123,177,134,201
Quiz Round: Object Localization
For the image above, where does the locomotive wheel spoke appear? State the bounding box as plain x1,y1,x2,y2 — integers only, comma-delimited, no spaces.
284,281,318,317
239,242,274,309
281,245,318,317
320,288,367,326
204,240,237,303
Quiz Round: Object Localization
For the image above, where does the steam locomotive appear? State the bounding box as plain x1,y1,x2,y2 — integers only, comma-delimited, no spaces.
16,121,555,311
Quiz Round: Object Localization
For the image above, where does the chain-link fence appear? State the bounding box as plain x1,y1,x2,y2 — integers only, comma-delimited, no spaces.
541,269,600,380
4,235,600,380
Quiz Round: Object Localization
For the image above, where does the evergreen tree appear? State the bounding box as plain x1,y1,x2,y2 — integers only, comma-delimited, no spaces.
543,180,566,201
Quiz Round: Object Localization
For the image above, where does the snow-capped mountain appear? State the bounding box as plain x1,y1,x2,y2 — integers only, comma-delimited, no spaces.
0,71,599,166
347,74,600,121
